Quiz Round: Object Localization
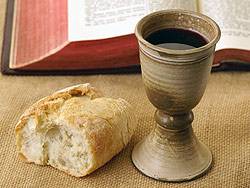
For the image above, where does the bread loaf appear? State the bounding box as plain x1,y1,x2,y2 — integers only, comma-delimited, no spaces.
15,83,137,177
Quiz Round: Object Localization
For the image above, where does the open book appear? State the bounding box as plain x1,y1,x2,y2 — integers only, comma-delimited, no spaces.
1,0,250,75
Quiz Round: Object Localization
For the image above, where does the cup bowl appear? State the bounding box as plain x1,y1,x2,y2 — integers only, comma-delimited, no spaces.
135,10,220,114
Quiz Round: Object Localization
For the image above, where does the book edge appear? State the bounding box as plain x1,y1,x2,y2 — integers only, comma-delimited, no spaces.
9,0,18,69
214,48,250,65
1,0,15,74
11,41,70,69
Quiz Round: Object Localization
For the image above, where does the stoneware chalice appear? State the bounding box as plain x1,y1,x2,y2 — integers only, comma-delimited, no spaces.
132,10,221,182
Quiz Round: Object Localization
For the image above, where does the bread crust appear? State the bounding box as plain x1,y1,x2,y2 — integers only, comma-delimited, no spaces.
15,84,102,133
15,83,136,177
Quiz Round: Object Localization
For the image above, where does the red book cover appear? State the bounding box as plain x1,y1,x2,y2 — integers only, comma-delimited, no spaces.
1,0,250,75
1,0,140,75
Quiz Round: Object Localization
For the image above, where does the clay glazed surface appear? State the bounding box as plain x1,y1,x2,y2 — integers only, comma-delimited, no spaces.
132,10,220,182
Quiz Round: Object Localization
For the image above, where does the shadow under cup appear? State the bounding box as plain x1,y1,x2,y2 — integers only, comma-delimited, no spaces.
135,10,221,114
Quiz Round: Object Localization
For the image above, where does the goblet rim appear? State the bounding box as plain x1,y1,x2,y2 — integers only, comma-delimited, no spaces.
135,9,221,56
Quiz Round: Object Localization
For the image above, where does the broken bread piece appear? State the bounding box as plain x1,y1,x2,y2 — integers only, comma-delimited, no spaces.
15,83,137,177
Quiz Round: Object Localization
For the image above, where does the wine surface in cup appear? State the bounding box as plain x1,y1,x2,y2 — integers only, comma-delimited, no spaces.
146,28,208,50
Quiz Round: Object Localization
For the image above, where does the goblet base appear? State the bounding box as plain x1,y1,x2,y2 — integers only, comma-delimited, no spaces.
132,123,212,182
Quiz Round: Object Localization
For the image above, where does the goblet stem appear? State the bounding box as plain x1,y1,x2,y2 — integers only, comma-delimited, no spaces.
132,110,212,182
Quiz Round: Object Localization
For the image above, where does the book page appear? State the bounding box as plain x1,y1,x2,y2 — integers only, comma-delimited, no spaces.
200,0,250,50
68,0,197,41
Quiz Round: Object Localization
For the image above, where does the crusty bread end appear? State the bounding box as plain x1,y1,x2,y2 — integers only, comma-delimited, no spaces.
15,83,137,177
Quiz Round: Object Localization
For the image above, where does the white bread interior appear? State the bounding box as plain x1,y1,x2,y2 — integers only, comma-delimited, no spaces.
15,83,137,177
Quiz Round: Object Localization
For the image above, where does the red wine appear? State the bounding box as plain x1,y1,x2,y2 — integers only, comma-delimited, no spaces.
146,28,208,50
